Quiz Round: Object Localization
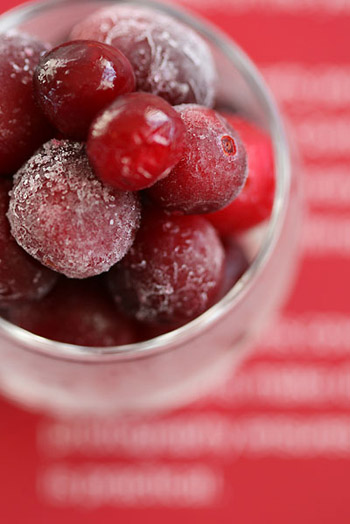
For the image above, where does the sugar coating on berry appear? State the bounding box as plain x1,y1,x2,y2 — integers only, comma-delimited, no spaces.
71,5,216,106
107,212,225,325
33,40,135,139
88,92,186,191
0,31,53,175
0,179,57,305
8,140,141,279
5,278,137,347
207,114,275,233
148,105,248,214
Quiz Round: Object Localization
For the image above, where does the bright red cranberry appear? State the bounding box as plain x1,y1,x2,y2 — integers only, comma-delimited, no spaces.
207,115,275,233
8,140,141,279
6,278,137,347
33,40,135,140
71,5,216,106
107,211,225,325
0,32,53,175
148,105,248,214
218,236,249,299
87,93,186,191
0,179,57,305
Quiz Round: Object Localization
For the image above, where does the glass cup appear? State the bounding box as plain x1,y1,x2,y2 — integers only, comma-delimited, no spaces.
0,0,302,416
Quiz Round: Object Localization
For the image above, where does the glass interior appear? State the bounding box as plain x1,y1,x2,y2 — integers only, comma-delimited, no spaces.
0,0,291,361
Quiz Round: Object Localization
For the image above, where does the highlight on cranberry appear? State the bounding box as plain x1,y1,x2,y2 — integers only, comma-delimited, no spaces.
33,40,136,140
70,4,217,106
0,3,276,347
88,92,186,191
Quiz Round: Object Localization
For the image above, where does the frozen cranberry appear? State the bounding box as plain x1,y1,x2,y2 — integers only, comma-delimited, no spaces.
6,278,137,347
88,93,186,191
207,115,275,233
218,236,249,299
148,105,248,214
71,5,216,106
0,32,53,175
8,140,141,279
33,40,135,140
107,211,225,325
0,179,57,305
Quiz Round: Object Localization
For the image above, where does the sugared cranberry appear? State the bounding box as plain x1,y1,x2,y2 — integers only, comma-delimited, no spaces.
0,32,53,175
218,236,249,299
87,93,186,191
8,140,141,279
148,105,248,214
207,115,275,233
71,5,216,106
0,179,57,305
107,211,225,325
5,278,137,347
33,40,135,140
136,237,248,338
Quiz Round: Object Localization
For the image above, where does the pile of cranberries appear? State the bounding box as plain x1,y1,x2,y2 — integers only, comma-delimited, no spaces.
0,5,275,347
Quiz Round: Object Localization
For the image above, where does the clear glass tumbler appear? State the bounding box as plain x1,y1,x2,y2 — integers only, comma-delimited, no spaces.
0,0,302,415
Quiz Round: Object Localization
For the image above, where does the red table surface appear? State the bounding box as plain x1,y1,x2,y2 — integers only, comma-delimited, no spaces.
1,0,349,523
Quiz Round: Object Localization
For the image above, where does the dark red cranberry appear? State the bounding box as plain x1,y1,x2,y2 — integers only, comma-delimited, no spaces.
0,179,57,305
33,40,135,140
135,322,181,343
148,105,248,214
218,236,249,299
207,115,275,233
107,211,225,325
6,278,137,347
71,5,216,106
0,32,53,175
8,140,141,279
87,93,186,191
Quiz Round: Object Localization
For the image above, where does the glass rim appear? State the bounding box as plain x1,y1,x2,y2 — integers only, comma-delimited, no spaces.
0,0,291,363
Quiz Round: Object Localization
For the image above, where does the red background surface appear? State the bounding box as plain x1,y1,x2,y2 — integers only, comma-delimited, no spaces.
1,0,349,522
